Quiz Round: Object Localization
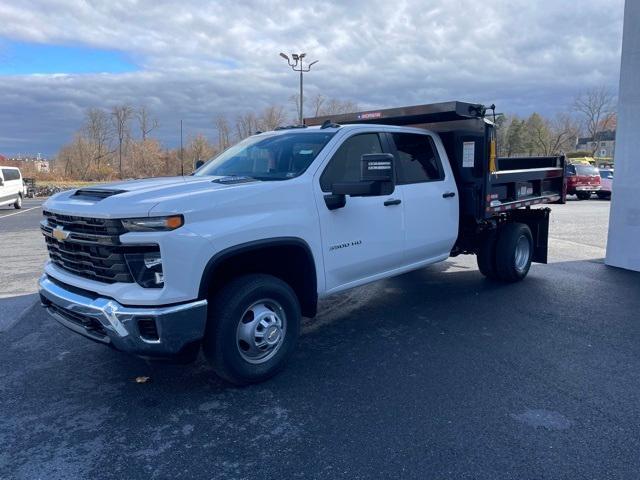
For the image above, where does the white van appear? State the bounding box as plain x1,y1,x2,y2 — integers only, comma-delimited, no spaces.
0,166,25,209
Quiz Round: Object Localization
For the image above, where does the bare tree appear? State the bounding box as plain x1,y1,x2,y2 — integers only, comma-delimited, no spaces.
235,112,259,140
290,93,358,122
111,104,134,178
321,97,358,116
183,134,216,172
547,114,580,155
259,105,287,131
214,115,232,151
83,108,113,173
289,94,301,123
136,106,159,141
311,94,326,117
573,87,616,155
128,138,164,178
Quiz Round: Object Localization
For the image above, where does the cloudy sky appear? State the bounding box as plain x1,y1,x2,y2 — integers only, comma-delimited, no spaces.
0,0,625,157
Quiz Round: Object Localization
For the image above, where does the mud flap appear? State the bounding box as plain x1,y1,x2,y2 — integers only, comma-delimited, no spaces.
509,208,550,264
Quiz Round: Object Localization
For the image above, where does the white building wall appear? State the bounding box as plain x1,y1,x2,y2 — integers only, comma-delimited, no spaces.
606,0,640,272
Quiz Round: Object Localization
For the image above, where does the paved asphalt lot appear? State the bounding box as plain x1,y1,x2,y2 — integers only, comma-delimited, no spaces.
1,197,639,479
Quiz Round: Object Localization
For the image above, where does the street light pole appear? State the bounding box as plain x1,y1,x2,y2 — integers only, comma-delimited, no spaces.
280,52,318,125
299,66,303,125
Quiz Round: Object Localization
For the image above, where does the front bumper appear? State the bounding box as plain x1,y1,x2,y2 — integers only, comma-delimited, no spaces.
39,274,208,356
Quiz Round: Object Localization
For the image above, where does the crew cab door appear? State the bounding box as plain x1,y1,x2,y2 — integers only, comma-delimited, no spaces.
388,132,458,264
314,132,404,293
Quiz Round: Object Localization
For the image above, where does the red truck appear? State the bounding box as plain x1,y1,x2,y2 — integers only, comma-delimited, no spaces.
566,163,601,200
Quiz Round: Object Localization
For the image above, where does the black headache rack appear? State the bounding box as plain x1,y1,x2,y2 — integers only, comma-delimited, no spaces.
306,101,566,261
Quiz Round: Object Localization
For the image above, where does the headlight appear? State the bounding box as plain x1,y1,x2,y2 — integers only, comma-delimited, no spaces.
125,249,164,288
121,215,184,232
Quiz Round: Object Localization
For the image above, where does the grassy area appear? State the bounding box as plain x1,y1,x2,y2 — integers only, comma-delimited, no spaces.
33,180,105,197
38,180,102,187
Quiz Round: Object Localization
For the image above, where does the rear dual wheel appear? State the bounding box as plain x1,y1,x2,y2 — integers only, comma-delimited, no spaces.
477,223,533,282
576,192,591,200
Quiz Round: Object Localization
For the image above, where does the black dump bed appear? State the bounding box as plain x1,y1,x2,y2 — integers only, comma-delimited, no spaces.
306,101,565,224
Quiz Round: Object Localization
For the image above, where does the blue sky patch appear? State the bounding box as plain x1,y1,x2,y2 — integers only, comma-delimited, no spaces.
0,39,137,75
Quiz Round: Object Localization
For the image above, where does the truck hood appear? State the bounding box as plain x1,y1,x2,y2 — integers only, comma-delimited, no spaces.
43,176,258,218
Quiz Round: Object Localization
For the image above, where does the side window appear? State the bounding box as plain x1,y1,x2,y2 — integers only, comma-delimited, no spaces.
320,133,383,192
3,169,20,181
392,133,444,184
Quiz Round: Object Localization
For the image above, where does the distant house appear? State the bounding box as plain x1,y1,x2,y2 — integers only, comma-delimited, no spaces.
2,154,51,173
576,130,616,158
35,160,50,173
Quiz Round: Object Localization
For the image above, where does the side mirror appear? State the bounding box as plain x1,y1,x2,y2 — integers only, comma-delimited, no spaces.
330,153,395,199
195,160,205,170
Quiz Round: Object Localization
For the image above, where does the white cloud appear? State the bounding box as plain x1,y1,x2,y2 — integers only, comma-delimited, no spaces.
0,0,625,156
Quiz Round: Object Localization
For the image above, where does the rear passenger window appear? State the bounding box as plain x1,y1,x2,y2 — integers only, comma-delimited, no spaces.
320,133,383,192
392,133,444,184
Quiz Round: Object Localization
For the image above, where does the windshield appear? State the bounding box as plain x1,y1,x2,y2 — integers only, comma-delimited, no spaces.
575,164,599,176
194,131,335,180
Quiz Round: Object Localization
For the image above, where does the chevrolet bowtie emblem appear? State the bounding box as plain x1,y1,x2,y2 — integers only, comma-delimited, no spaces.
52,226,70,242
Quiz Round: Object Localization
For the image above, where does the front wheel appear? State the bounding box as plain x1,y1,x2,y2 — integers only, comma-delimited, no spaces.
495,223,533,282
14,194,22,209
202,274,301,385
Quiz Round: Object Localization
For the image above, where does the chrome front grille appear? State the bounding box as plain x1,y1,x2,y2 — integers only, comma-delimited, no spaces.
41,211,159,284
43,210,125,236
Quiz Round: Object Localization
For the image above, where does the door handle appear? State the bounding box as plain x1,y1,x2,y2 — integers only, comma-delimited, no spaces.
442,192,456,198
384,198,402,206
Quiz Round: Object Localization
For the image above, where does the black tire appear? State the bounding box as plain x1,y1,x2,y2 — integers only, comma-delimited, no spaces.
576,192,591,200
495,223,533,282
202,274,301,385
477,232,499,280
14,194,22,209
597,192,611,200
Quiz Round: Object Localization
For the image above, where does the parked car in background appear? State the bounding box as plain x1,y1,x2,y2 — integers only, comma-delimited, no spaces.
0,166,24,209
597,169,613,199
23,177,37,198
566,163,601,200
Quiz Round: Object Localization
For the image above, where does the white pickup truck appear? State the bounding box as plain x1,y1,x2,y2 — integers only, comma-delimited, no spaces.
39,101,565,384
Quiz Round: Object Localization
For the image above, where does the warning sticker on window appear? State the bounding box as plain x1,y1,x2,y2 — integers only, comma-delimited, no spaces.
463,142,475,168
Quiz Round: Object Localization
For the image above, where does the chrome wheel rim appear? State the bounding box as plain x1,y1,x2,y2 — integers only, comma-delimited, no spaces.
236,299,286,364
514,235,531,272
